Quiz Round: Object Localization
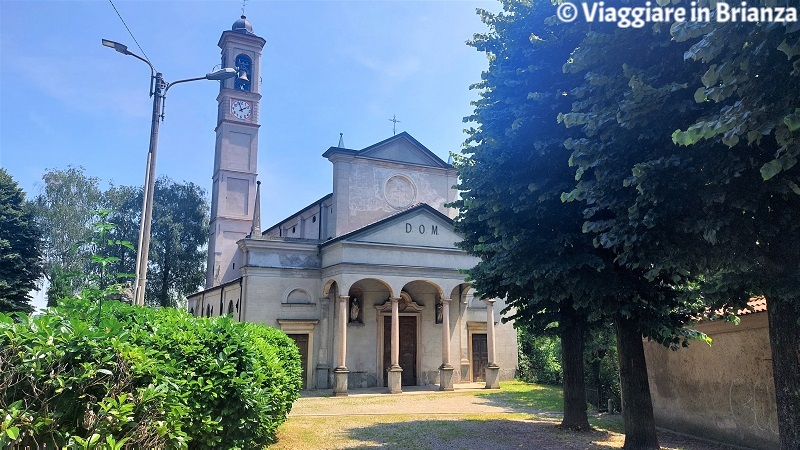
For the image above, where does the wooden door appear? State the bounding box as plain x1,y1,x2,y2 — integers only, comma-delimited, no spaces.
383,316,417,386
472,333,488,382
287,334,309,388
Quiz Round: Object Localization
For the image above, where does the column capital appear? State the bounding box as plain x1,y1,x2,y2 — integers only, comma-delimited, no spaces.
390,296,400,303
441,297,452,304
484,298,496,306
339,295,350,303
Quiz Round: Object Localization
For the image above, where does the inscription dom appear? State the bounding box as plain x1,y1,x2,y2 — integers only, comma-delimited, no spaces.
405,223,438,235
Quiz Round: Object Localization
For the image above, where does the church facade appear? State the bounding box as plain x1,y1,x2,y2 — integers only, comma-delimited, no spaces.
187,15,517,395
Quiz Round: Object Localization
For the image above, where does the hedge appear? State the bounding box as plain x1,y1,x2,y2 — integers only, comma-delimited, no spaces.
0,298,302,449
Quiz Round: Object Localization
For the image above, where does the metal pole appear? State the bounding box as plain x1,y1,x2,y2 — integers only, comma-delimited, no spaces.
133,72,164,307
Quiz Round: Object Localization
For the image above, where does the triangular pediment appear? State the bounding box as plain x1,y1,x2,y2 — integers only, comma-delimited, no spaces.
325,205,461,250
358,133,450,168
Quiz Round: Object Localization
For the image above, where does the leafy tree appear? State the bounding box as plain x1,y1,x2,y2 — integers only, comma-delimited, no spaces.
0,169,43,313
145,177,209,308
102,177,208,308
103,184,142,281
30,166,102,306
455,0,598,430
458,2,710,447
671,11,800,448
561,2,800,446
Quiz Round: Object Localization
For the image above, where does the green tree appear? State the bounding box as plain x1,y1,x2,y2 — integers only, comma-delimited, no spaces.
31,166,102,306
671,11,800,448
103,184,142,281
145,177,209,308
458,2,709,447
563,2,800,449
0,169,43,313
102,178,209,308
455,0,597,430
561,3,800,447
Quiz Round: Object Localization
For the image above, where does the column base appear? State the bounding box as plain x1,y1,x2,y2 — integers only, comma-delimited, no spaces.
485,364,500,389
387,366,403,394
316,364,330,389
333,368,349,397
439,365,455,391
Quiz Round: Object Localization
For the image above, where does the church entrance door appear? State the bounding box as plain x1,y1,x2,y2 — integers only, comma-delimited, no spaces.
287,334,309,388
383,315,417,386
472,333,488,382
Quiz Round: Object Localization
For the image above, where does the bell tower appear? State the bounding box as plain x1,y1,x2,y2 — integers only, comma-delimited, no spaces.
207,15,266,287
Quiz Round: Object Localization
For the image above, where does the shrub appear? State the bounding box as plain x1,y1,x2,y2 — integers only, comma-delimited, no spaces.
0,297,302,449
516,325,621,412
516,329,562,385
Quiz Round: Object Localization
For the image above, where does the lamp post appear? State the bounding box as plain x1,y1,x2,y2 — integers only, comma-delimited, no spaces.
102,39,236,307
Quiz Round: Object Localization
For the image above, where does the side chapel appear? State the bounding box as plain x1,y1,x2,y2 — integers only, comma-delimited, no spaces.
187,15,518,395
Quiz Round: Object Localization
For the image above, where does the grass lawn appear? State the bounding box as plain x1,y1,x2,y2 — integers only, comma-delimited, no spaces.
475,381,625,433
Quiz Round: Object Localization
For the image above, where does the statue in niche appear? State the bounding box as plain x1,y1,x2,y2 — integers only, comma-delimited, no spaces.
436,299,443,324
350,297,360,323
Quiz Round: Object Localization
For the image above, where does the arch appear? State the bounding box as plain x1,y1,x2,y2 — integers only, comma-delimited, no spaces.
234,54,252,91
284,287,313,304
350,277,394,299
322,279,338,298
400,279,444,304
449,282,473,304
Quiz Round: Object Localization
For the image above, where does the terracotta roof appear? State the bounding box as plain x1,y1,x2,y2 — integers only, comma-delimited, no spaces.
737,297,767,316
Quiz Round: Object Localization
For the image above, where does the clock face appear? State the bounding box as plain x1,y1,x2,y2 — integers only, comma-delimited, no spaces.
231,99,252,120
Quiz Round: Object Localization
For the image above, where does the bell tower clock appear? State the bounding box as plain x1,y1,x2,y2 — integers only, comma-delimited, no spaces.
207,15,266,288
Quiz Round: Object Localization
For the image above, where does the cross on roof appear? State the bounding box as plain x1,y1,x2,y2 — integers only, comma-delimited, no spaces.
388,114,401,135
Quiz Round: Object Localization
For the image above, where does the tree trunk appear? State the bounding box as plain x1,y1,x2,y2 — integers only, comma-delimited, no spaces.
767,295,800,449
560,310,590,430
615,312,659,450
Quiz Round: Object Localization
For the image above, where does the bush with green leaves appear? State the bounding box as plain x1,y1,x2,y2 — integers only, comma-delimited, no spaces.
516,330,562,386
0,297,302,449
517,325,621,412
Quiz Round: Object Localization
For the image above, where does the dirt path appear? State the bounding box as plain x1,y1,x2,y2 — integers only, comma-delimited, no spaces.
274,385,740,450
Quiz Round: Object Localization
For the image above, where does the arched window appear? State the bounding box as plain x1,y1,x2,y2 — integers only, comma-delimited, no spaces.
189,307,195,316
285,288,312,304
206,304,212,317
234,54,252,91
228,300,234,315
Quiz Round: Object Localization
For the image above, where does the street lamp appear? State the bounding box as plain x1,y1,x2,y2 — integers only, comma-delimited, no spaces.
102,39,237,307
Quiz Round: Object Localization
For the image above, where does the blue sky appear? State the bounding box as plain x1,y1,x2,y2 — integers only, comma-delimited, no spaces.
1,0,497,231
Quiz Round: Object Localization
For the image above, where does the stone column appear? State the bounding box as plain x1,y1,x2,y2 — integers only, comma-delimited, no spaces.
484,298,500,389
387,297,403,394
333,295,349,396
439,298,454,391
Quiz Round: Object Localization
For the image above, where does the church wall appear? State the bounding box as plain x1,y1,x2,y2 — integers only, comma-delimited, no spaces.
264,197,333,240
417,291,445,385
643,313,778,449
341,245,472,270
345,289,381,388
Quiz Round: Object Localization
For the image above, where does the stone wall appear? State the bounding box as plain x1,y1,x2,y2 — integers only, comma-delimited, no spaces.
643,312,778,449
